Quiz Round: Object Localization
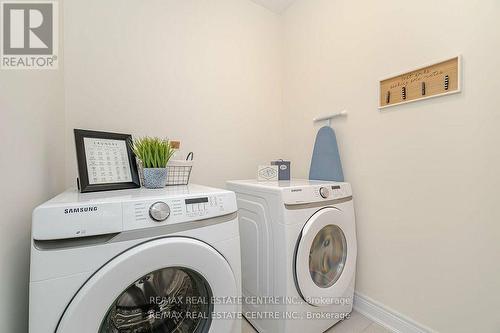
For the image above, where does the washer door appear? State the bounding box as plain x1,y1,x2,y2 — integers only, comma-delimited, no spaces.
295,207,356,306
57,237,238,333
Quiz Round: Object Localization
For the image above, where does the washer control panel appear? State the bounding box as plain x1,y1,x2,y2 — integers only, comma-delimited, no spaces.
185,196,220,218
122,191,236,231
32,186,238,241
282,182,352,205
149,202,171,222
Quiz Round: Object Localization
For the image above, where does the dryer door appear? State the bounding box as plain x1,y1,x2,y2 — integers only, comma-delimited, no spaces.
295,207,356,306
56,237,238,333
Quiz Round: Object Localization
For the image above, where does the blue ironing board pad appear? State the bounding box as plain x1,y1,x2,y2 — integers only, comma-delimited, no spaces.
309,126,344,182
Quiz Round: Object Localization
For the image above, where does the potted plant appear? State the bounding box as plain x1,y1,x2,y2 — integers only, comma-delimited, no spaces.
132,137,175,189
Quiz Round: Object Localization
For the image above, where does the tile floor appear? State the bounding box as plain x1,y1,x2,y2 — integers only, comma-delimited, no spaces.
241,311,393,333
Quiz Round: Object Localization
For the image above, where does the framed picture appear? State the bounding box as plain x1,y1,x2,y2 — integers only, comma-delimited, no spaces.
74,129,141,193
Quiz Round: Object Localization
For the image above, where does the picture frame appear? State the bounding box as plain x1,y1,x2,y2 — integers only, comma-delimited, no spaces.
74,129,141,193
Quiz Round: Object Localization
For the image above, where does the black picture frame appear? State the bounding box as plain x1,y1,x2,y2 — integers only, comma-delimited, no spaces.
74,129,141,193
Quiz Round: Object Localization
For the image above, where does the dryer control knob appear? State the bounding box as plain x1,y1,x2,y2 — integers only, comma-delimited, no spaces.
149,202,171,222
319,187,330,199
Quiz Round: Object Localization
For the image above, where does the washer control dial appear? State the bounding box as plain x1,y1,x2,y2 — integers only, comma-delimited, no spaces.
149,202,171,222
319,187,330,199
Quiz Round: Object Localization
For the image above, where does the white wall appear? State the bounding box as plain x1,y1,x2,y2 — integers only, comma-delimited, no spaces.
0,55,65,332
282,1,500,332
64,0,284,188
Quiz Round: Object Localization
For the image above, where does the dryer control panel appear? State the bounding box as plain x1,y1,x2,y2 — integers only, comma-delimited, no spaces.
282,182,352,205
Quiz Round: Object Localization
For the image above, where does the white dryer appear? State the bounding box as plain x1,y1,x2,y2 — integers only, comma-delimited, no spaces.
226,179,357,333
29,185,242,333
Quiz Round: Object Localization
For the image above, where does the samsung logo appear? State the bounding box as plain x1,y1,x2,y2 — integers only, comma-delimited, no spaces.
64,206,98,214
291,189,302,192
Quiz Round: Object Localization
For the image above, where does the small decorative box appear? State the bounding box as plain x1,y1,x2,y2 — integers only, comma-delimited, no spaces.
271,160,291,180
257,165,279,181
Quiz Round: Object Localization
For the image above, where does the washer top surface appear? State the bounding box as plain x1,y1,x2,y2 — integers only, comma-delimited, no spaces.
40,184,229,207
33,184,237,241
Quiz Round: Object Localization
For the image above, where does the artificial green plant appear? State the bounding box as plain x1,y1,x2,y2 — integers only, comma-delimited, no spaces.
132,137,176,168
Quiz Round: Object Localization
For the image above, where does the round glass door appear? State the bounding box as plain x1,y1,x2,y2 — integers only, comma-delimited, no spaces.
309,225,347,288
295,207,357,306
99,267,212,333
56,237,238,333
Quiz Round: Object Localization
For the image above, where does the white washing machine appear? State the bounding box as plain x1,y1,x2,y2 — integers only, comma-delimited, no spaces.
29,185,242,333
226,179,357,333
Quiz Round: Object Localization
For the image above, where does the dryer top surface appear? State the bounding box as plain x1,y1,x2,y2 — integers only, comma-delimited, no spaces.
227,179,352,205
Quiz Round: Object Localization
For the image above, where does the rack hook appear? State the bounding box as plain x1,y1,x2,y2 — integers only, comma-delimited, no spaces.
313,110,348,127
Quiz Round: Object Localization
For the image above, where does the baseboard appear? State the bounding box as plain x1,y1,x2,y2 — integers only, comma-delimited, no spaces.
353,292,437,333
